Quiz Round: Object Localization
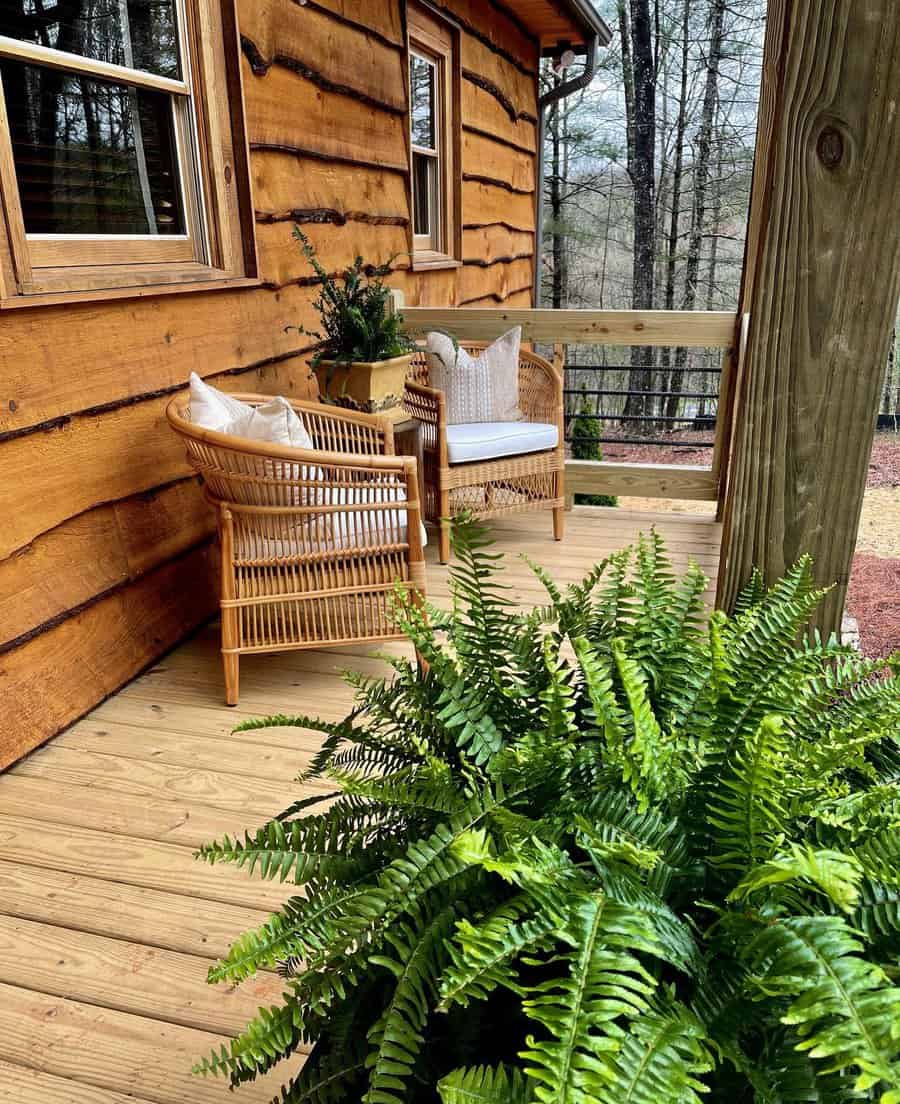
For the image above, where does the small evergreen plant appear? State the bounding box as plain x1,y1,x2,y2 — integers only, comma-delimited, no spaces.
195,520,900,1104
292,227,412,389
571,383,617,507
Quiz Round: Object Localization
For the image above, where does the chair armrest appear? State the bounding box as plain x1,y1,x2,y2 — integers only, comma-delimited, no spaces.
518,353,564,427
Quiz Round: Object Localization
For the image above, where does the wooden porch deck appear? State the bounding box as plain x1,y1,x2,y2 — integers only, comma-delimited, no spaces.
0,508,720,1104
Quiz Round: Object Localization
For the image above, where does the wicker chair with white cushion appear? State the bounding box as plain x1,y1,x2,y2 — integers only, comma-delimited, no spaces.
167,390,426,705
405,340,565,562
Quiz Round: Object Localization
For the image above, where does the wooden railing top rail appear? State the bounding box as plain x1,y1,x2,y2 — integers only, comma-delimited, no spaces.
400,307,738,348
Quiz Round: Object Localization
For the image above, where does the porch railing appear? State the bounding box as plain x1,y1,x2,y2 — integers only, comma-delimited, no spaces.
398,305,740,506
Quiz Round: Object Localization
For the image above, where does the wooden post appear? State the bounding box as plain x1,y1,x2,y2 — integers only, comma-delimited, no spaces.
718,0,900,635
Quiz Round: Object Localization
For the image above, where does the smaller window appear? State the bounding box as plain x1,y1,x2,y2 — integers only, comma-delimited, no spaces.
407,2,459,269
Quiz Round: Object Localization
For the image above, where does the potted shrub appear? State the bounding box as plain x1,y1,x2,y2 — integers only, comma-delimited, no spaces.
195,521,900,1102
294,227,413,422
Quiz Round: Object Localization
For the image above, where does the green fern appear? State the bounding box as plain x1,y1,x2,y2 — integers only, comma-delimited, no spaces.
193,518,900,1102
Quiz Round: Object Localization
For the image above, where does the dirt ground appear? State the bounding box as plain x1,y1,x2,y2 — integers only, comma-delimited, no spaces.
601,432,900,656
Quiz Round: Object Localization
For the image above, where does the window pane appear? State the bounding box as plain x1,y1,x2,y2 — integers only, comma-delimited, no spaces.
1,59,185,235
412,150,440,246
409,53,435,150
0,0,181,79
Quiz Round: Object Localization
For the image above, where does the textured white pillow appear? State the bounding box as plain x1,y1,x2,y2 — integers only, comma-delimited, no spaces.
188,374,313,449
189,372,250,431
424,328,522,425
225,396,314,450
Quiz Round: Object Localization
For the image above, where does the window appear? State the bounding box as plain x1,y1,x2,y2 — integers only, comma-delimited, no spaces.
407,2,459,268
0,0,254,303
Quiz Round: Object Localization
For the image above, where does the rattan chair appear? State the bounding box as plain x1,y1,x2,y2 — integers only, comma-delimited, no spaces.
405,344,565,562
166,394,426,705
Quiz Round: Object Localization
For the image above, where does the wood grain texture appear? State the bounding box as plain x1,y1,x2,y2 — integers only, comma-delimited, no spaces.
245,57,408,170
462,129,536,193
0,984,304,1104
462,79,537,153
719,0,900,632
256,220,410,288
0,773,257,849
0,860,268,958
0,815,291,910
402,307,737,345
239,0,405,112
0,914,283,1035
0,478,212,649
566,461,718,501
463,225,535,266
0,545,218,769
252,149,410,222
0,1062,159,1104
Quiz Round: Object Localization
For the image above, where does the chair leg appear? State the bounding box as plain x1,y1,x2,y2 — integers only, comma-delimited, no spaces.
553,505,565,542
223,652,240,707
439,489,451,564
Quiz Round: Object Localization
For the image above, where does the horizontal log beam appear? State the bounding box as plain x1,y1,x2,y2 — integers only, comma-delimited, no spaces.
401,308,737,347
565,461,718,501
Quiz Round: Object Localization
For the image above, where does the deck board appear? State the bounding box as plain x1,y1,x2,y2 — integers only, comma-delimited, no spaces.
0,510,720,1101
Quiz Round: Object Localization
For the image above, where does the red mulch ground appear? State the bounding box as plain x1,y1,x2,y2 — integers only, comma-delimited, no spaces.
596,430,900,657
866,434,900,488
847,554,900,658
600,429,713,466
601,429,900,479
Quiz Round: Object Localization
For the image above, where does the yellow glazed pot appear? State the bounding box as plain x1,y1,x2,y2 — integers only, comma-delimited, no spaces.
315,354,412,423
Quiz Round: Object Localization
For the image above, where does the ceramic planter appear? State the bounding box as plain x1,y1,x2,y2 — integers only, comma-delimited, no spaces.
315,354,412,423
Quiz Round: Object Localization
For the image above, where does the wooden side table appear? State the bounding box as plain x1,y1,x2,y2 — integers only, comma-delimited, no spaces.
393,417,426,517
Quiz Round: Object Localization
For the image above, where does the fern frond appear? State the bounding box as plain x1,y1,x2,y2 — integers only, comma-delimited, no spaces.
195,815,372,886
612,637,683,809
855,828,900,888
519,894,662,1104
439,1064,534,1103
729,846,863,914
194,1000,308,1086
275,1039,367,1103
598,1003,712,1104
363,905,458,1104
706,714,789,873
439,892,563,1010
853,879,900,942
747,915,900,1095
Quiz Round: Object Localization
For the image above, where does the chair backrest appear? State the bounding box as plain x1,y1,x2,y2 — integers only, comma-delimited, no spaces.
166,394,325,508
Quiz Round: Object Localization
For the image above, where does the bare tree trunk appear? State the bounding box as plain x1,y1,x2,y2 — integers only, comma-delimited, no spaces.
666,0,725,427
659,0,691,423
618,1,636,173
623,0,657,429
548,93,568,310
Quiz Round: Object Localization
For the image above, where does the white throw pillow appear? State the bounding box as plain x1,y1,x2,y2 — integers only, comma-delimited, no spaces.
188,374,313,449
425,328,523,425
226,395,314,450
189,372,250,431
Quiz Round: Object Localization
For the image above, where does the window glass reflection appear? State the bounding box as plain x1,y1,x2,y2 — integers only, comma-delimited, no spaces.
1,59,185,234
0,0,181,79
409,53,435,150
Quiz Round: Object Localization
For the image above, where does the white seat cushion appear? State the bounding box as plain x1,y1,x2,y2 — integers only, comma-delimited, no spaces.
445,421,559,465
235,482,427,561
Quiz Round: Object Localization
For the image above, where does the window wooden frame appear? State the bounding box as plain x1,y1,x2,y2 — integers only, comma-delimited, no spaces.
407,2,461,271
0,0,256,307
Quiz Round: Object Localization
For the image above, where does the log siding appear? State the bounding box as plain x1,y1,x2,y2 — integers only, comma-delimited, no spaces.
0,0,542,768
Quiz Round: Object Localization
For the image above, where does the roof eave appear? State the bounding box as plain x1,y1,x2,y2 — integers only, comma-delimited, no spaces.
540,0,613,54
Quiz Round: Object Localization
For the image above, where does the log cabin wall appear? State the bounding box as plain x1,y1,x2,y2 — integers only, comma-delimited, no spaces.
0,0,541,768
